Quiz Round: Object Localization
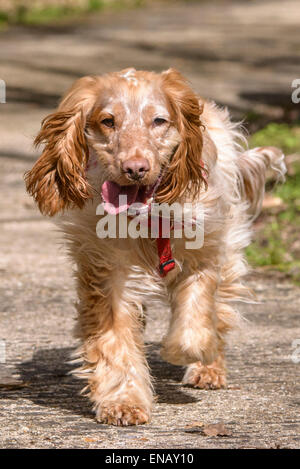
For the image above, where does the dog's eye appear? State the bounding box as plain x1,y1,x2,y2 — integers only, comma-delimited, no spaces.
153,117,167,127
101,117,114,128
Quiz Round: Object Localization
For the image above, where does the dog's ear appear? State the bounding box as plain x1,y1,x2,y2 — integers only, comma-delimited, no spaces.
157,68,207,204
25,76,101,216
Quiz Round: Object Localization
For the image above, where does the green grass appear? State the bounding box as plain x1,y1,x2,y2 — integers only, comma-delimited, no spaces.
0,0,143,26
15,5,84,24
0,10,9,28
250,122,300,155
246,123,300,284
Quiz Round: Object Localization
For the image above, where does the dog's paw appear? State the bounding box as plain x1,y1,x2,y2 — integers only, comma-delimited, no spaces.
96,403,150,426
183,361,226,389
161,327,218,366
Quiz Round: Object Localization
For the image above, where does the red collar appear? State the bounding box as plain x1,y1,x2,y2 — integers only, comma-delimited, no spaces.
128,210,175,277
154,215,175,277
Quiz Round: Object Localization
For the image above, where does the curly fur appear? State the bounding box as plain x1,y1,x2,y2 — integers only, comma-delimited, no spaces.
25,68,286,426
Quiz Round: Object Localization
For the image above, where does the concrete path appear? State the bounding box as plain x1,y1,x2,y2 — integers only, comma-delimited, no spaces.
0,0,299,449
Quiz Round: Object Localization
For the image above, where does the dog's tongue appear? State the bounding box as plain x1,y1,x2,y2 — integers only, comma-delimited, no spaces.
101,181,149,215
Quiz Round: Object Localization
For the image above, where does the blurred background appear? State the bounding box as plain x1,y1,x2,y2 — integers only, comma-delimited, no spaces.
0,0,299,282
0,0,300,449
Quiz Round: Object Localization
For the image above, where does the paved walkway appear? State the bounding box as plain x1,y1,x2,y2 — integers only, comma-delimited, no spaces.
0,0,299,448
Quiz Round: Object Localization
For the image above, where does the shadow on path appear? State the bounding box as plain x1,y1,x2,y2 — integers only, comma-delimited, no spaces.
0,344,197,421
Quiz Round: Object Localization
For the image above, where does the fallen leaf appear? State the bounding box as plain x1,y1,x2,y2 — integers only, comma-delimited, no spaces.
203,422,232,437
184,423,204,434
184,427,203,434
184,421,204,429
84,437,97,443
0,367,26,389
0,381,27,389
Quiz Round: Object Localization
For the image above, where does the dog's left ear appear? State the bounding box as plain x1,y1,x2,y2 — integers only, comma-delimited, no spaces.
157,68,207,204
25,76,101,216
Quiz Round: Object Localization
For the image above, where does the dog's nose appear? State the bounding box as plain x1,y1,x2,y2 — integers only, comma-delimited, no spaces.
122,158,150,181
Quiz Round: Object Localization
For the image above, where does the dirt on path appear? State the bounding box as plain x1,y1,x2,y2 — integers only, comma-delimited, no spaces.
0,0,299,449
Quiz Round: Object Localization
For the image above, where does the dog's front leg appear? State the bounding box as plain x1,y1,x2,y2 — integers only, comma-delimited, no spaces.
161,269,220,366
74,267,152,426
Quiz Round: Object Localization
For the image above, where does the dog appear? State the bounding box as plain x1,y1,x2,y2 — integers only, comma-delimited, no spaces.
25,68,285,425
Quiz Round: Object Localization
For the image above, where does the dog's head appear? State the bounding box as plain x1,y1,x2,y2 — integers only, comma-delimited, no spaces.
25,68,207,215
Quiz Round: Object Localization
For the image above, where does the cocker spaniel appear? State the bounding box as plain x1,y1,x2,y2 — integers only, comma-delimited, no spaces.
25,68,285,426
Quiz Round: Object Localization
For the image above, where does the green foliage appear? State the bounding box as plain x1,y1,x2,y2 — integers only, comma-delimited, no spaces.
0,10,8,21
15,6,76,24
0,10,9,28
88,0,104,11
247,123,300,284
250,122,300,155
275,162,300,203
0,1,142,26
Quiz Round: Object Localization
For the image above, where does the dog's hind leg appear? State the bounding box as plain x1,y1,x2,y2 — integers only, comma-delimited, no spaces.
181,300,237,389
182,352,226,389
238,146,286,219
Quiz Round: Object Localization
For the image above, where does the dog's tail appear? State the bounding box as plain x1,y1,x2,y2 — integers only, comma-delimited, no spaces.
238,146,286,219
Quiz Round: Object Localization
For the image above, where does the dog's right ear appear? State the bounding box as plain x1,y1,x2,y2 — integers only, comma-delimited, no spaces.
25,76,101,216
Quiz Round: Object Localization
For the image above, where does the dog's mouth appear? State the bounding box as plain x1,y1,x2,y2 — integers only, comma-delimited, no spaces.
101,175,163,215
